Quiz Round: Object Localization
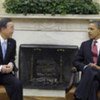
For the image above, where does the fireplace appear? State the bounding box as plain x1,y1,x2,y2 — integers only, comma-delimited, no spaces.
19,44,78,90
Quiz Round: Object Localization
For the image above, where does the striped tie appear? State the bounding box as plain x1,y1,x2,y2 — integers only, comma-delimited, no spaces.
92,40,98,64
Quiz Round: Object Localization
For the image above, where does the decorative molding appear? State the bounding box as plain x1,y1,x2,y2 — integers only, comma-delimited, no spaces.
0,14,100,20
0,14,99,32
1,14,98,32
14,19,88,32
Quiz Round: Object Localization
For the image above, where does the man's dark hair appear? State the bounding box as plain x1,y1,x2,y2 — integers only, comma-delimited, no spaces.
90,20,100,29
0,18,12,30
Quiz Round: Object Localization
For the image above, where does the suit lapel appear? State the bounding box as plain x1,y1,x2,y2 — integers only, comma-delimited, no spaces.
0,42,3,60
97,51,100,65
86,40,93,62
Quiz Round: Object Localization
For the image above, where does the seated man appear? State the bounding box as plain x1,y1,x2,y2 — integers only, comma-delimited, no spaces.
73,20,100,100
0,18,23,100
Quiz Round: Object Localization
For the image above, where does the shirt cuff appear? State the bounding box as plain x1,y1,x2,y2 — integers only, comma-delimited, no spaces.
84,65,88,69
8,62,14,67
0,65,3,72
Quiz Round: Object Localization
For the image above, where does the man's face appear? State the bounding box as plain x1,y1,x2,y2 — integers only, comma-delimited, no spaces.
88,23,100,40
1,22,14,39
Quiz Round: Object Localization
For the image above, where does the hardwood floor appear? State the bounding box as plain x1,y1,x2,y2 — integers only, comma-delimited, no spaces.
24,96,65,100
0,86,65,100
0,93,65,100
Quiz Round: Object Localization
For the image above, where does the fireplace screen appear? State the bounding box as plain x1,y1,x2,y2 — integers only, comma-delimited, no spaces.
19,44,78,90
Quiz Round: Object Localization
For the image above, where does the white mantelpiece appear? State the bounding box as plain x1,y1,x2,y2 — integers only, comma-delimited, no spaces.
0,14,100,19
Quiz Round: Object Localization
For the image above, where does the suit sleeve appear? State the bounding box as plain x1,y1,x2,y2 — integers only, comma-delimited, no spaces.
73,42,86,71
10,40,18,72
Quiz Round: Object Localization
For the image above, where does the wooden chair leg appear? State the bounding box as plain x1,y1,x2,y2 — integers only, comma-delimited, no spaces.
0,85,9,100
65,86,76,100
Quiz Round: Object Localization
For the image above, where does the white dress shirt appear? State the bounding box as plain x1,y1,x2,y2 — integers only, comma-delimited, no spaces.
94,39,100,55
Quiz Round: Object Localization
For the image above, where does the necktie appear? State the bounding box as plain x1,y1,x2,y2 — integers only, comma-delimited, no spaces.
92,40,98,64
1,41,7,59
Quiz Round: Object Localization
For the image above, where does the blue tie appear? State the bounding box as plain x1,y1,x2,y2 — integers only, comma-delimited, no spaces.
1,41,7,59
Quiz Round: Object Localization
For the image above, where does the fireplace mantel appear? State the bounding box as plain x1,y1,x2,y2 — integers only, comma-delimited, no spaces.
0,14,100,20
0,14,99,32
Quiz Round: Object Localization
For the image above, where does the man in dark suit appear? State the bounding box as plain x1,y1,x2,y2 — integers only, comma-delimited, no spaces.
73,21,100,100
0,18,23,100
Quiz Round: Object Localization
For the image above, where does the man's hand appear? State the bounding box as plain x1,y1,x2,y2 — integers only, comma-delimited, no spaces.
88,63,100,70
1,64,13,74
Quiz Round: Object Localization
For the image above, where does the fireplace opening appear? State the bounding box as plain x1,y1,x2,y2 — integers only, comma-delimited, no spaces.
19,44,78,90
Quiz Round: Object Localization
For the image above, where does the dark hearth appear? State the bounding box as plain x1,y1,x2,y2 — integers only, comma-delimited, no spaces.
19,44,78,90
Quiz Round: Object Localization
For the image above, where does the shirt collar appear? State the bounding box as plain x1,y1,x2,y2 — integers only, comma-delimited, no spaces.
0,35,7,44
96,39,100,44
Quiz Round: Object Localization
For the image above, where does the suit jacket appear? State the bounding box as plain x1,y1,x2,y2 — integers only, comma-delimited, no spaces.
0,38,18,72
73,39,100,72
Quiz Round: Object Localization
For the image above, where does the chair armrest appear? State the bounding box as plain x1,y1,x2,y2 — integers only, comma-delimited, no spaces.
65,67,77,93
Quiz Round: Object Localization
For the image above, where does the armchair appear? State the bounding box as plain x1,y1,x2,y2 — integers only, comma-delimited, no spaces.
65,67,100,100
65,67,78,100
